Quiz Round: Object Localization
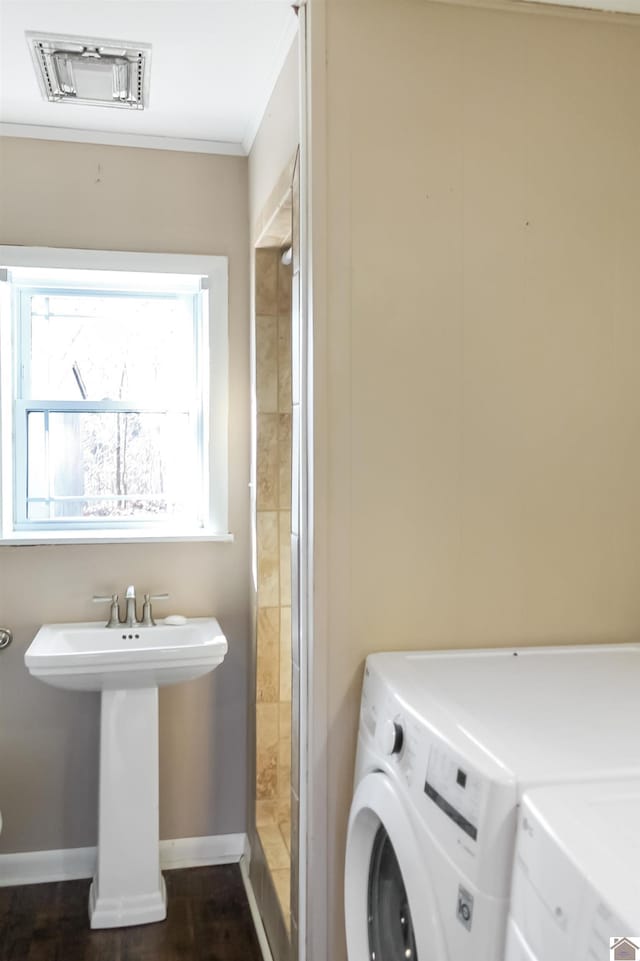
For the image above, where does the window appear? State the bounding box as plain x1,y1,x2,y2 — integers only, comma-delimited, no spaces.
0,248,229,542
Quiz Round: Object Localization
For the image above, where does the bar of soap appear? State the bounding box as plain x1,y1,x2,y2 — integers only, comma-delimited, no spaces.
164,615,188,626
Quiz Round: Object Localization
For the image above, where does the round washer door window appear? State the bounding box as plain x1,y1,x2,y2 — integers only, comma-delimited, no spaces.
367,824,418,960
345,772,447,961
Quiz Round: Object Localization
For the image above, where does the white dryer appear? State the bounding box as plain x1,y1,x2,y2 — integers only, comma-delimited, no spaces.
506,779,640,961
345,643,640,961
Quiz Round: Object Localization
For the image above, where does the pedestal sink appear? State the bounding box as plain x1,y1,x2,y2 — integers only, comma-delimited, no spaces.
24,618,227,928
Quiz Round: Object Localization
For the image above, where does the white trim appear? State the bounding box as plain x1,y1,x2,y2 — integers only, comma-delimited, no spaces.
0,246,229,542
0,845,95,887
160,832,246,870
0,123,246,157
239,851,275,961
0,277,12,537
297,9,312,961
0,530,234,545
425,0,640,20
0,833,247,887
304,2,329,960
0,246,225,277
242,13,299,154
207,258,229,534
518,0,640,11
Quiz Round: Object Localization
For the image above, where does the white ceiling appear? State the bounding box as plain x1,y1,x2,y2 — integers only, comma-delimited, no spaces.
0,1,298,155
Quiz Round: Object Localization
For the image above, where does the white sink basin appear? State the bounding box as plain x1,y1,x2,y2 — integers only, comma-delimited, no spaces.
25,618,227,691
24,616,227,930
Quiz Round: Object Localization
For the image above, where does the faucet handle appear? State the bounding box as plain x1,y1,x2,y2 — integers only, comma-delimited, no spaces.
141,593,169,627
92,593,121,628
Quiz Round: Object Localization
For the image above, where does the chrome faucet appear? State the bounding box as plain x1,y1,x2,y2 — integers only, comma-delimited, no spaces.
124,585,139,627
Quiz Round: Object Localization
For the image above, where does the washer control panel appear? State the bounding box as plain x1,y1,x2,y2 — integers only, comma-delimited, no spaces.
423,744,483,841
358,655,518,897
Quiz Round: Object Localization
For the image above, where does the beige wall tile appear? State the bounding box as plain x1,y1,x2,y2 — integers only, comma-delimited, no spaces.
255,240,293,941
256,315,278,413
278,260,292,314
280,821,291,856
256,703,279,800
258,822,284,848
277,794,291,825
249,39,298,947
256,248,294,918
278,313,292,413
279,511,291,606
257,608,280,703
257,511,280,607
278,414,292,510
279,700,291,742
252,833,291,961
256,248,279,315
257,413,280,510
280,605,292,701
259,824,291,872
258,818,291,937
256,799,278,826
278,727,291,801
272,868,291,929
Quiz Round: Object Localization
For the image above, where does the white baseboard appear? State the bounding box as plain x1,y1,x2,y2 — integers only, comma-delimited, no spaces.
0,832,248,887
161,832,246,870
0,845,95,886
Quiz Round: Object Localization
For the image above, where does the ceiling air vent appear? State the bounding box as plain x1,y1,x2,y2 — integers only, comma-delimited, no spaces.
27,32,151,109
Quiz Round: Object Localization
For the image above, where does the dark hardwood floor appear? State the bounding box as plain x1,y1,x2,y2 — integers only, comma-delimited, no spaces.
0,864,263,961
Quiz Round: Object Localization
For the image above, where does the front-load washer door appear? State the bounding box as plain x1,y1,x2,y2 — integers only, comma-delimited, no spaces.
345,772,447,961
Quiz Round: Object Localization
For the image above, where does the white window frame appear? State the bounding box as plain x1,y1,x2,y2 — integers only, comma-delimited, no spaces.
0,246,231,544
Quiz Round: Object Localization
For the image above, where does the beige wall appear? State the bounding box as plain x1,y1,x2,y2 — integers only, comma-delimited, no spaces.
310,2,640,958
249,32,299,238
0,137,250,853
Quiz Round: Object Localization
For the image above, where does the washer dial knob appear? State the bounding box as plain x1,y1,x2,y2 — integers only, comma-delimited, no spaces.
381,719,404,755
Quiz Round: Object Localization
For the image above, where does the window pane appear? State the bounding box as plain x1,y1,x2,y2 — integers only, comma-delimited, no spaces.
26,410,199,523
28,293,196,404
26,411,49,520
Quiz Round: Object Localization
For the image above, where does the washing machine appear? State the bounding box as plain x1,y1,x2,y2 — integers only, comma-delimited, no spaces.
506,778,640,961
344,643,640,961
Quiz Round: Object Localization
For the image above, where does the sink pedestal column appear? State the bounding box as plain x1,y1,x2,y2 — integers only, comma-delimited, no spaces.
89,687,166,928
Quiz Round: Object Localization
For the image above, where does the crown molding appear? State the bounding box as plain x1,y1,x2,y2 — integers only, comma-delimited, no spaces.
0,123,246,156
428,0,640,23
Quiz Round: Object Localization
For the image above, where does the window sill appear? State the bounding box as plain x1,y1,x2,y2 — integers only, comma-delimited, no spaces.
0,529,235,546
